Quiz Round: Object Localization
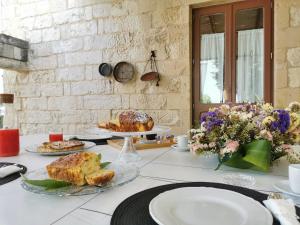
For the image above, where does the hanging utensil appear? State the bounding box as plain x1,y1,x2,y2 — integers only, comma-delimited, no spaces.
113,61,135,83
141,50,160,86
98,63,113,77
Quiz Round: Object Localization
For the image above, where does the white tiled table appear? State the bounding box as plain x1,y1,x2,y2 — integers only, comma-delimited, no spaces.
0,135,291,225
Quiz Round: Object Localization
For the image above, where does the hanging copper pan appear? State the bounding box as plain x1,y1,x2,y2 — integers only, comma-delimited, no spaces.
141,51,160,86
0,94,14,104
141,71,159,81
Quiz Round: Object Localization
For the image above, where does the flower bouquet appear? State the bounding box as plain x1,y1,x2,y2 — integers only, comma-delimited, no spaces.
190,102,300,172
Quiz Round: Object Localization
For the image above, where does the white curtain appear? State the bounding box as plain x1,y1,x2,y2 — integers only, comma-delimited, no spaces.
200,33,224,103
236,28,264,102
200,29,263,103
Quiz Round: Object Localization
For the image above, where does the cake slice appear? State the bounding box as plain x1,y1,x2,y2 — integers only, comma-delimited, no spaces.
85,169,115,186
38,140,85,153
46,152,100,186
98,119,121,131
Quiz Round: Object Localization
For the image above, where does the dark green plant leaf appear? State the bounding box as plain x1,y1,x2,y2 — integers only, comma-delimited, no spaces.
223,151,253,169
21,174,71,190
219,140,272,172
242,140,272,172
100,162,111,169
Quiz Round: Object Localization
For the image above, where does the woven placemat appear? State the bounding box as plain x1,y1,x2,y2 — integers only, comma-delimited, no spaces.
70,137,108,145
111,182,300,225
0,162,27,185
70,136,122,145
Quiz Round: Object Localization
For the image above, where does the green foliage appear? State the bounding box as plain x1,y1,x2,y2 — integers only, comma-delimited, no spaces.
21,174,71,190
218,140,272,172
100,162,111,169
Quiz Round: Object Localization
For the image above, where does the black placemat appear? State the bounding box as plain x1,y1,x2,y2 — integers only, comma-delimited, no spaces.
111,182,300,225
70,136,122,145
0,162,27,185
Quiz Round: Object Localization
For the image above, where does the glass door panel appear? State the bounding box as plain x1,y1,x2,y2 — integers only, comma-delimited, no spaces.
235,8,264,103
200,13,225,104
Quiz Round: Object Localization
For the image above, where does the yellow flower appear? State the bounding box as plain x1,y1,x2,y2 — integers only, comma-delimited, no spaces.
262,103,273,113
289,113,300,132
288,113,300,144
287,102,300,113
262,116,275,126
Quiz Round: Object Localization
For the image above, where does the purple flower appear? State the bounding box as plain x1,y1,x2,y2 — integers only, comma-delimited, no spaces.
271,110,290,133
200,111,223,131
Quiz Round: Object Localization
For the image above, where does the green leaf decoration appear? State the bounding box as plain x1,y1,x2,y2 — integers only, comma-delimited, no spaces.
223,152,253,169
21,174,71,190
220,140,272,172
98,153,102,161
100,162,111,169
242,140,272,172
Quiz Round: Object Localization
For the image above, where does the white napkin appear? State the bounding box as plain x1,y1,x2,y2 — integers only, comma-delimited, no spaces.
0,165,22,178
263,198,300,225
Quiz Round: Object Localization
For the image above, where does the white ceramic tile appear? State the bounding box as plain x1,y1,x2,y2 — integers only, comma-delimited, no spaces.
140,163,285,192
0,134,295,225
53,209,111,225
153,150,219,169
153,150,289,177
81,176,171,215
0,180,86,225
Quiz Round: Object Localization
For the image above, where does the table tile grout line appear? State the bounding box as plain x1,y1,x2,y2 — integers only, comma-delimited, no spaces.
139,175,281,193
141,175,176,183
49,162,171,225
23,148,171,225
50,175,174,224
148,161,289,178
50,191,110,225
139,148,173,169
79,208,113,217
76,176,175,217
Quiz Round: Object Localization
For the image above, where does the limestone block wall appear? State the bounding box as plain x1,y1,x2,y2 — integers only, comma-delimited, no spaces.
0,0,299,135
274,0,300,107
0,0,191,134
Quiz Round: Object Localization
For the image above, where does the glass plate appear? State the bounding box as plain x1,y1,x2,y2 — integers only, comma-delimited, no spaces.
25,141,96,156
88,125,171,137
20,162,139,196
221,173,256,188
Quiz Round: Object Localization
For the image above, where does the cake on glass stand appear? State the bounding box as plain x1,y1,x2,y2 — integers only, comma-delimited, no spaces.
90,126,171,163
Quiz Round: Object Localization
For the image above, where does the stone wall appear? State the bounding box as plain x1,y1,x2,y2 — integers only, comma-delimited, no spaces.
274,0,300,107
0,0,191,134
0,0,299,135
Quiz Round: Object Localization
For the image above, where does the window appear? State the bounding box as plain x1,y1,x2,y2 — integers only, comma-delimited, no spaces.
192,0,273,122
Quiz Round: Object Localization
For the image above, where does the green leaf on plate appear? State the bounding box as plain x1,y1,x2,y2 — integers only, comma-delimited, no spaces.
100,162,111,169
98,153,102,160
21,174,71,190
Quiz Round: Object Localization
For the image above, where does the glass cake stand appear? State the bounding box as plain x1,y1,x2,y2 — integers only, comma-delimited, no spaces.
91,126,171,163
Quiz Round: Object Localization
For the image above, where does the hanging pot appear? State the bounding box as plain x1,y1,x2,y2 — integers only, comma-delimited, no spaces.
113,61,135,83
141,71,159,81
98,63,113,77
141,51,160,86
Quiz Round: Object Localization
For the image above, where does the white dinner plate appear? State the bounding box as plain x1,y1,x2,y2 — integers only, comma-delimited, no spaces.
149,187,273,225
273,180,300,198
25,141,96,156
171,144,189,152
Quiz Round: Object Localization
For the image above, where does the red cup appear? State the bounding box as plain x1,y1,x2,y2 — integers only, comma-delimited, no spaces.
49,133,63,142
0,129,20,157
